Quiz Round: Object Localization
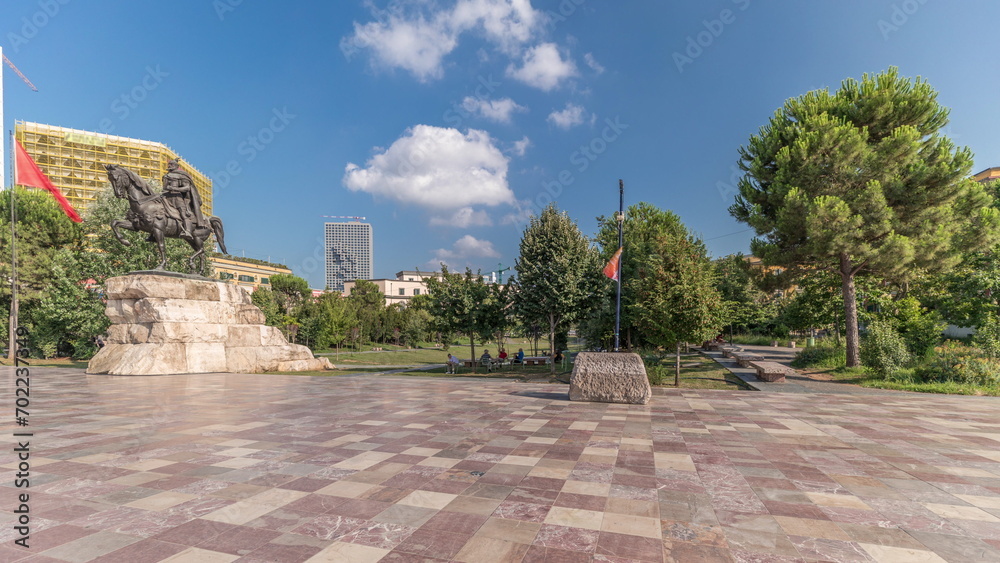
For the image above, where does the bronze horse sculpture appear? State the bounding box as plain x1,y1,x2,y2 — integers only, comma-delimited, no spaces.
105,164,227,272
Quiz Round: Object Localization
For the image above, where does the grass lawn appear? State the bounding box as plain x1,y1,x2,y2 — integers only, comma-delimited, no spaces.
647,353,751,390
322,347,469,366
3,357,90,369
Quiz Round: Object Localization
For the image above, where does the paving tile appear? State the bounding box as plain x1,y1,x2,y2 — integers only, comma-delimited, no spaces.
38,530,140,562
6,367,1000,562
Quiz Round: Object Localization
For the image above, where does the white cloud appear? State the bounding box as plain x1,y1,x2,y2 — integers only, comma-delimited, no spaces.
450,0,543,54
343,125,515,212
461,96,526,123
429,207,494,228
345,15,458,82
584,52,605,74
431,235,500,268
506,42,577,91
511,136,531,156
344,0,545,81
547,103,586,129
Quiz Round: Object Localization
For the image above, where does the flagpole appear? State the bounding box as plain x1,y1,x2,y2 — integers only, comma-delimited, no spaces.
614,179,623,352
8,130,17,362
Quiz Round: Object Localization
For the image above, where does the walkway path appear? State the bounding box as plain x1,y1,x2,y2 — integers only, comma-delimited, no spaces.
3,367,999,562
705,344,905,395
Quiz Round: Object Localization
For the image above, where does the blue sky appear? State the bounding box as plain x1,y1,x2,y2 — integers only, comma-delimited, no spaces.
3,1,999,289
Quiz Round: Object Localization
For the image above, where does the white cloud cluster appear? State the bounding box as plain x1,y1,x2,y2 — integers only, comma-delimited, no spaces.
506,42,578,91
461,96,526,123
429,207,493,228
547,103,586,129
511,135,531,156
431,234,500,268
584,52,604,74
344,0,546,82
343,125,515,222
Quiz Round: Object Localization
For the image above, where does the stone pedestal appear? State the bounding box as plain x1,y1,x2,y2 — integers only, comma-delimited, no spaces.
569,352,651,405
87,273,333,375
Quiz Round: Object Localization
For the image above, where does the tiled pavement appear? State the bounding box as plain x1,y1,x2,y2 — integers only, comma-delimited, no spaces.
2,367,1000,562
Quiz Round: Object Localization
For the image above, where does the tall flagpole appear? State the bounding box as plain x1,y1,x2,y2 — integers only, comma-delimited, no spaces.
8,130,17,362
614,179,623,352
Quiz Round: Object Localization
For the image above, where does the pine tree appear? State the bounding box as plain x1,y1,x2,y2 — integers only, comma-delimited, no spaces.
731,67,999,366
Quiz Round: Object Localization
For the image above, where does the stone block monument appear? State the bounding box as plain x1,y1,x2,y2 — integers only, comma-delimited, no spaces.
569,352,651,404
87,273,333,375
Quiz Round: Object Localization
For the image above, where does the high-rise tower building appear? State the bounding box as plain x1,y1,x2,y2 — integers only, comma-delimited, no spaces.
324,221,373,291
14,121,212,217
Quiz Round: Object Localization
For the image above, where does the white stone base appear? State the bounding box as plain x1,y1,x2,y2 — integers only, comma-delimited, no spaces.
569,352,651,405
88,274,334,375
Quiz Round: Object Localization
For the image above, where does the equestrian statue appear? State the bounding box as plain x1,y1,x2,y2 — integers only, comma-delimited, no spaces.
105,160,227,273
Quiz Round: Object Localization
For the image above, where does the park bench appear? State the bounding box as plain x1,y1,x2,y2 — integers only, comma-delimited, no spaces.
702,340,722,351
733,352,764,368
522,356,549,366
462,359,502,372
748,360,790,383
721,346,743,358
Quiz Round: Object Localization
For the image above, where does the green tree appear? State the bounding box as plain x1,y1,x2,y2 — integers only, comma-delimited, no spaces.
269,273,310,314
885,296,945,357
927,180,1000,328
426,266,492,371
29,248,108,358
0,188,86,358
515,204,600,374
401,306,431,348
305,292,355,353
347,279,385,345
635,234,725,384
595,202,691,349
730,67,999,367
714,253,777,334
251,288,282,326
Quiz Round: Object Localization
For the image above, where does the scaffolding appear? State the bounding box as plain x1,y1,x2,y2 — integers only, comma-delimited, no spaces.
14,121,213,217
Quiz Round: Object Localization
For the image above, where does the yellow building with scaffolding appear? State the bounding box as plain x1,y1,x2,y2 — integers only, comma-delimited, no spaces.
14,121,213,217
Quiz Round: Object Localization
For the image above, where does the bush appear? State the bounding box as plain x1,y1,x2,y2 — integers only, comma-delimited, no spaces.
973,315,1000,359
915,341,1000,386
892,297,945,357
860,318,911,378
791,342,845,368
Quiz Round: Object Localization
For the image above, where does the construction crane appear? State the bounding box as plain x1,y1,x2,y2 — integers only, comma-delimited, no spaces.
493,262,511,284
2,53,38,91
321,215,366,221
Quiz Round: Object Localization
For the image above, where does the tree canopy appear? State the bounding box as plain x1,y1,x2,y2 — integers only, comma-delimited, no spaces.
514,203,600,373
730,67,999,366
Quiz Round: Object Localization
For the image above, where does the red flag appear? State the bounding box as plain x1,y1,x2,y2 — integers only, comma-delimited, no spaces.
14,139,82,223
603,247,622,281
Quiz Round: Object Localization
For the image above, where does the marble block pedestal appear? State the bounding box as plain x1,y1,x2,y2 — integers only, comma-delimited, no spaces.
569,352,651,404
87,273,333,375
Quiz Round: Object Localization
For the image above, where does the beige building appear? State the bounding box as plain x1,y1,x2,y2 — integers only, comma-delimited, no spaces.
210,254,291,293
973,167,1000,184
343,271,441,306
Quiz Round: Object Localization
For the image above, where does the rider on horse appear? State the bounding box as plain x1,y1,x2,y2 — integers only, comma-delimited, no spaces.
162,159,205,238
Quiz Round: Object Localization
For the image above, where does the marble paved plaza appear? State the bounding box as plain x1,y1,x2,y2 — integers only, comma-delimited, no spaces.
2,368,1000,562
